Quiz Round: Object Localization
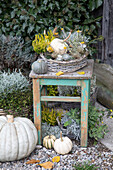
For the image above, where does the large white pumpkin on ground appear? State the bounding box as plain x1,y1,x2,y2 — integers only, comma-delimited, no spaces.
54,131,73,155
0,115,38,162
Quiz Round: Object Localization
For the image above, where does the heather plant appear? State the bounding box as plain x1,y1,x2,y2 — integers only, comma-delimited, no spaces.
32,30,55,55
41,105,64,126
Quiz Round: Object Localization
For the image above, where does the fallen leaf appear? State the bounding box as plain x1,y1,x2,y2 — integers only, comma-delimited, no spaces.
52,156,60,163
77,71,85,75
56,71,64,76
26,159,40,164
39,161,54,169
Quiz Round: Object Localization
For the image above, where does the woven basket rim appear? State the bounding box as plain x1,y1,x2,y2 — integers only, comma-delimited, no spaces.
40,53,87,64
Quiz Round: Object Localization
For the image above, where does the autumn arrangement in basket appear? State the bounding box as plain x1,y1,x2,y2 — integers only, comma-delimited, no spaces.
32,27,91,73
32,27,89,61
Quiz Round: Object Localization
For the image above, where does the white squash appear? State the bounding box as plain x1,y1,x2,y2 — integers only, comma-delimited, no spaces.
0,115,38,162
50,38,67,54
54,131,72,155
50,30,71,55
43,135,56,149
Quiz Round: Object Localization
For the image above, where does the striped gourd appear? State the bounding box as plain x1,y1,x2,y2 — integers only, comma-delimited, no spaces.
43,135,56,149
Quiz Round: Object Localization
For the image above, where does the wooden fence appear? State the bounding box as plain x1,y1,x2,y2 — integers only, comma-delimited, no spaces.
97,0,113,67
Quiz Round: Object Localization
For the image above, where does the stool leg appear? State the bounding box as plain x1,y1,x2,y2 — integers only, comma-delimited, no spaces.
41,85,48,106
88,79,91,105
33,79,41,144
81,80,89,147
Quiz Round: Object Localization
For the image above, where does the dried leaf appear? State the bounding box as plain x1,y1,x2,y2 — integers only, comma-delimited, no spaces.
56,71,64,76
77,71,85,75
26,159,40,164
52,156,60,163
39,161,54,169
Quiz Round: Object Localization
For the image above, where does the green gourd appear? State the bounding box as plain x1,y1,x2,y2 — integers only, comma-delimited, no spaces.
32,59,48,74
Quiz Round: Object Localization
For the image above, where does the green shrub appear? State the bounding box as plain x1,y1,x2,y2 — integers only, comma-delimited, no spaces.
0,70,33,120
0,90,33,120
0,0,103,41
64,104,108,141
0,35,35,71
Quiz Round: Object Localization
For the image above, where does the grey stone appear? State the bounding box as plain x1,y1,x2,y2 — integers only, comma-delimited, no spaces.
94,62,113,109
97,86,113,109
94,62,113,92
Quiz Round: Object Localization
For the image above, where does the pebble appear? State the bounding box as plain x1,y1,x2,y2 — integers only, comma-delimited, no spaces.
0,141,113,169
36,145,43,149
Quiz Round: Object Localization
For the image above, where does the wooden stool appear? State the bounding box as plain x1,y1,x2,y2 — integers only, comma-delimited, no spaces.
29,59,94,147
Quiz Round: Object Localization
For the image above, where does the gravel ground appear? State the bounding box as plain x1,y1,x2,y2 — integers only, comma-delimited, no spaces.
1,102,112,170
0,140,113,170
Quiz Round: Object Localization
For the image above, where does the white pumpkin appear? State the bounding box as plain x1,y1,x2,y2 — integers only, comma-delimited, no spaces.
54,131,72,155
50,38,67,54
50,30,72,55
43,135,56,149
0,115,38,162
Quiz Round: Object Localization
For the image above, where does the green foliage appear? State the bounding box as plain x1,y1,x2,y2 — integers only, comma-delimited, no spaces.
47,85,58,96
0,0,103,42
66,88,79,97
41,105,64,126
0,70,33,119
88,106,108,140
64,105,108,141
73,161,98,170
0,90,33,120
0,35,35,71
64,108,80,126
89,0,103,11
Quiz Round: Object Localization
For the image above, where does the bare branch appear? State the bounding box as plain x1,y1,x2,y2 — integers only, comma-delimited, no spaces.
53,27,58,35
63,30,72,42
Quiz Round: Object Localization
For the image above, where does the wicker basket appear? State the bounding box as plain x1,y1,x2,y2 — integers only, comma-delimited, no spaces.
40,53,87,73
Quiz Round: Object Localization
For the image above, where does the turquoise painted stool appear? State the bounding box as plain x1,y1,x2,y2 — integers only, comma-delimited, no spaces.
29,59,94,147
